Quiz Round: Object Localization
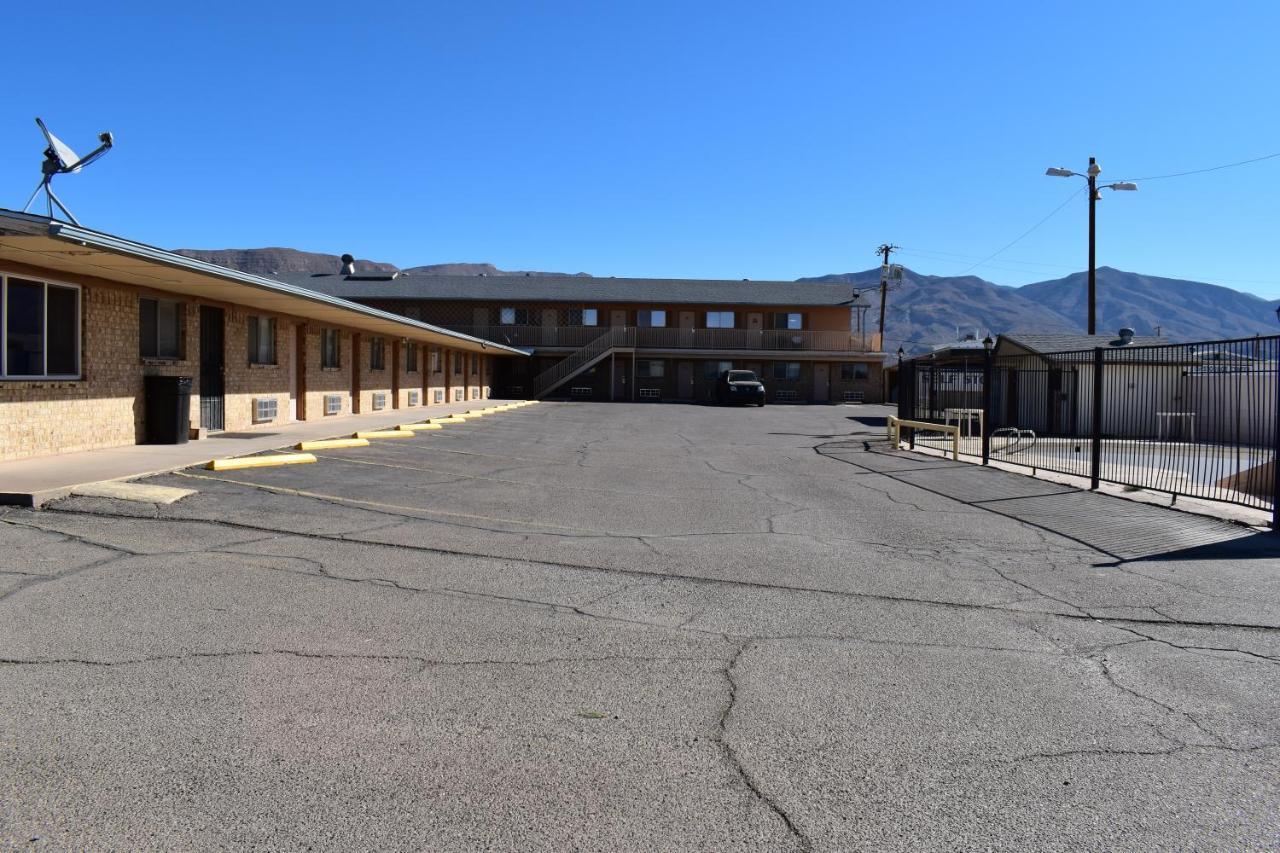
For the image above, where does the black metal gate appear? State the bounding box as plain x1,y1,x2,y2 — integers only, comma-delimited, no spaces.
199,306,225,431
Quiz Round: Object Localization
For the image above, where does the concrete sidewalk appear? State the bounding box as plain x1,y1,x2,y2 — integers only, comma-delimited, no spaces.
0,398,521,506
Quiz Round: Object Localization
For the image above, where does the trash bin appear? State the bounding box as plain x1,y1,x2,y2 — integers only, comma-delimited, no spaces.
144,375,193,444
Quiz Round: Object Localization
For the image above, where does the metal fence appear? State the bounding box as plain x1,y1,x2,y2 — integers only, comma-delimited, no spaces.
897,335,1280,523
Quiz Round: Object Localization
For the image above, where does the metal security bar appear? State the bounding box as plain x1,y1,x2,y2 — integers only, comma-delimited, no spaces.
898,335,1280,524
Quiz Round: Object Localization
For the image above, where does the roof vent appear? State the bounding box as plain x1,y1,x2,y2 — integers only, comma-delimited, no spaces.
1117,327,1135,345
340,253,355,275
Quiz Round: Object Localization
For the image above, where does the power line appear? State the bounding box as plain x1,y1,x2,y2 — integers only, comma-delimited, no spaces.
1117,150,1280,183
958,187,1084,274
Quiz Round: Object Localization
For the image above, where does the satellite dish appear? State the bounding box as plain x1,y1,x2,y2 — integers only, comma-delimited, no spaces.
21,117,115,225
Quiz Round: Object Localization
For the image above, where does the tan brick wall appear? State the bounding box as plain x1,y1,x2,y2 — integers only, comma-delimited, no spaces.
426,345,448,406
0,263,509,462
222,310,297,431
0,280,206,460
302,327,353,420
356,336,394,415
398,342,424,409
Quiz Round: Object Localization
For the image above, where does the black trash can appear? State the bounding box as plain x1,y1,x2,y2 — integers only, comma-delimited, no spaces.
144,375,193,444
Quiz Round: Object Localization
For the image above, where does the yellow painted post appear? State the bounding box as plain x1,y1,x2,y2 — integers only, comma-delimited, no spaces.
207,453,317,471
296,438,370,451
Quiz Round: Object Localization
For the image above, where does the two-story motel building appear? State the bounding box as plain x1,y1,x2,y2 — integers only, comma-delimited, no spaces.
274,271,886,404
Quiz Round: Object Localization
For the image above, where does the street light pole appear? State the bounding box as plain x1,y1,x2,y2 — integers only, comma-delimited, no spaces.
1087,158,1098,335
1045,158,1136,336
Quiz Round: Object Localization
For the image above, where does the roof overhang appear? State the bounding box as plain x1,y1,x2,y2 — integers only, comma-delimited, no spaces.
0,210,526,356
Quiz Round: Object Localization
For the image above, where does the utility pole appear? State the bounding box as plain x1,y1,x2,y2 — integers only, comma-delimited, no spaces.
876,243,898,349
1086,157,1099,335
1045,158,1136,336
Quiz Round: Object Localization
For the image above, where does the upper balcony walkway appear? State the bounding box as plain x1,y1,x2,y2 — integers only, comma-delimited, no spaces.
446,325,883,354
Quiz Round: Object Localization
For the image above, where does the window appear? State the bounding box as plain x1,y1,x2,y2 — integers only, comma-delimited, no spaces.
2,276,80,379
773,313,803,330
453,352,464,375
140,298,182,359
247,316,277,365
321,329,341,368
703,360,734,379
370,337,385,370
472,354,480,377
499,307,530,325
405,342,419,373
840,362,870,381
637,310,666,328
637,360,665,378
567,308,598,326
430,347,441,373
772,362,801,381
706,311,735,329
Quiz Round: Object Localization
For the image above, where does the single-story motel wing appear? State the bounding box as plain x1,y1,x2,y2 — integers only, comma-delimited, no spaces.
0,210,526,462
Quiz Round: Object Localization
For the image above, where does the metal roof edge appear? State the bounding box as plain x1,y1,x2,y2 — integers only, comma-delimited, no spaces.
0,213,525,356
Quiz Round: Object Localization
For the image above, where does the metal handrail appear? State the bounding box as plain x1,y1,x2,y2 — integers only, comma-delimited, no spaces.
530,326,634,397
444,324,877,352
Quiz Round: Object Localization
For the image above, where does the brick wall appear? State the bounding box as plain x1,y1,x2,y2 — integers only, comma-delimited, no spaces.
0,263,506,462
301,326,351,420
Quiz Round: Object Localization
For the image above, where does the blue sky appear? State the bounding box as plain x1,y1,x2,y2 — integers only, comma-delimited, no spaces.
3,1,1278,295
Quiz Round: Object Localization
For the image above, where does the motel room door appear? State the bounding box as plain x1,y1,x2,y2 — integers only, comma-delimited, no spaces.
199,306,225,431
812,363,830,402
677,361,694,400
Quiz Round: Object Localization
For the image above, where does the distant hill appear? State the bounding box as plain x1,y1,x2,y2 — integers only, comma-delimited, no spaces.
172,248,590,278
802,266,1279,352
401,263,592,277
172,248,397,276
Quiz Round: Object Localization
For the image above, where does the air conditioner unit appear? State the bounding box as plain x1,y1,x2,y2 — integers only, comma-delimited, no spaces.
253,397,277,423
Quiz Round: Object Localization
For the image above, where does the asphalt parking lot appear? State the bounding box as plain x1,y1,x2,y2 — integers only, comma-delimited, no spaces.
2,401,1279,850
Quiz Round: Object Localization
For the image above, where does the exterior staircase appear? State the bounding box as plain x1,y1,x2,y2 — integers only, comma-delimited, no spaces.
530,326,635,398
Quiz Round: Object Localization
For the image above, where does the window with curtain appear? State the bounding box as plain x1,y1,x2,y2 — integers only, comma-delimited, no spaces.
247,316,276,365
140,298,182,359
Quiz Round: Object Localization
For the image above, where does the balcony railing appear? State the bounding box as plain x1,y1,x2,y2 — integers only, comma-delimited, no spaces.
450,325,880,352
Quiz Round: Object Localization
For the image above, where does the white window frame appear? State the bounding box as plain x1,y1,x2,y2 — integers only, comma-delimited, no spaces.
1,273,82,380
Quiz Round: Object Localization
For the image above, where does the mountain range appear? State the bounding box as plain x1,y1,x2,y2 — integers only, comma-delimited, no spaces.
799,267,1279,351
173,247,1278,353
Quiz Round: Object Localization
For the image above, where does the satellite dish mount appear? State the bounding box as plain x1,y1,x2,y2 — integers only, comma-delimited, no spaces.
21,117,114,226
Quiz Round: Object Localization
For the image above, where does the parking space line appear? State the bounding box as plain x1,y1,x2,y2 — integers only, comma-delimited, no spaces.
174,470,624,534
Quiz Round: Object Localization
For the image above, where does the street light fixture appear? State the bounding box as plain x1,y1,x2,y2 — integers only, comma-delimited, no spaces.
1045,156,1139,334
982,335,994,352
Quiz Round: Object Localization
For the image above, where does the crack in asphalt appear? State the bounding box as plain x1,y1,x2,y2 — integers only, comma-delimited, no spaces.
715,641,811,851
0,648,722,671
11,508,1280,640
1006,743,1280,764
